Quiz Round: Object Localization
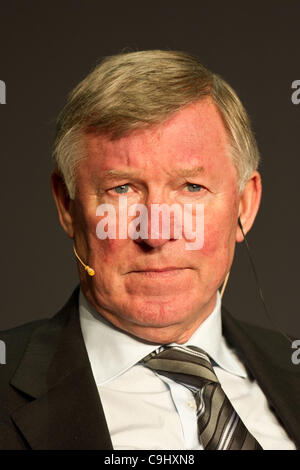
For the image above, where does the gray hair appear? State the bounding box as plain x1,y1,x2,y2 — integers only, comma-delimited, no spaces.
53,50,260,199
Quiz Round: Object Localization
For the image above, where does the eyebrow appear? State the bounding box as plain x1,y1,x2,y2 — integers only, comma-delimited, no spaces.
173,166,205,177
102,165,205,180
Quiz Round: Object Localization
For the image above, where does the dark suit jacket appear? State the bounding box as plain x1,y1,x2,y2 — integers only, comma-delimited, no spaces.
0,286,299,450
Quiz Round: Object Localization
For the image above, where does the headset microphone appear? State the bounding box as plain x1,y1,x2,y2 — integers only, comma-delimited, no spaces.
73,244,95,276
237,217,292,344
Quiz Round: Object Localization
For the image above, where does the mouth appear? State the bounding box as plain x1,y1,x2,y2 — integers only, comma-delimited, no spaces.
130,266,187,272
128,267,189,278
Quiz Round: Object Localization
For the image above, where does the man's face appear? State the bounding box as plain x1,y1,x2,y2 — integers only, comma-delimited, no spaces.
63,99,256,343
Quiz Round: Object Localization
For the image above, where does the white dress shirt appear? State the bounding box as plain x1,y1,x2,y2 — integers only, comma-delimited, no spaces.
79,290,296,450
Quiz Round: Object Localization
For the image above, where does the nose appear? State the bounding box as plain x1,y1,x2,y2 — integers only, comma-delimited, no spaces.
134,193,176,249
136,226,171,248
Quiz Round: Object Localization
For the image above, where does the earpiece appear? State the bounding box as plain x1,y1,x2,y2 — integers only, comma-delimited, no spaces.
238,216,244,233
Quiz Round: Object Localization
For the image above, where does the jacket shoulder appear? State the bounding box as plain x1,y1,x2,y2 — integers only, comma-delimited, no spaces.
222,306,297,373
0,318,50,392
0,286,80,393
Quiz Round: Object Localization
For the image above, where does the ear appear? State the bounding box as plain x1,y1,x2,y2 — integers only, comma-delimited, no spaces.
50,170,75,239
236,171,262,243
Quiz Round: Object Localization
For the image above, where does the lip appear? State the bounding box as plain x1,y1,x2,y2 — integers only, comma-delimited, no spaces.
131,267,186,273
127,267,190,279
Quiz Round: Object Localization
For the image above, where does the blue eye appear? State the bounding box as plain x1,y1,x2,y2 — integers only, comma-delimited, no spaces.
186,183,203,192
113,184,130,194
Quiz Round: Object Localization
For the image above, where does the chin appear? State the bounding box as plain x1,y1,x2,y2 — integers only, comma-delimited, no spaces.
123,300,194,329
121,317,193,345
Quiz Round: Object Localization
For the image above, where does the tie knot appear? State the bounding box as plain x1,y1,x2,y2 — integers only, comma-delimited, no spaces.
140,345,219,387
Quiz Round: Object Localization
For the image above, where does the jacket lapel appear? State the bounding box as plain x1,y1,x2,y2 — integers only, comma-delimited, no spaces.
222,306,300,448
10,288,113,450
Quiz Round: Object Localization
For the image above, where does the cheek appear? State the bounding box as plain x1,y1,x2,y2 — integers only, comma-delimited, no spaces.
199,194,239,259
90,237,132,274
200,218,235,260
201,225,222,258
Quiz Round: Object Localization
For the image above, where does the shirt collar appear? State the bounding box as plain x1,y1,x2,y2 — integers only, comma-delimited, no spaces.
79,289,247,385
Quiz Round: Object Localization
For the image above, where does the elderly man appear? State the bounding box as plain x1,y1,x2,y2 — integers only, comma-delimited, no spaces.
0,50,298,450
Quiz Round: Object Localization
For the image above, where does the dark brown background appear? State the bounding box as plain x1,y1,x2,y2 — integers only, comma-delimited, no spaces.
0,1,299,336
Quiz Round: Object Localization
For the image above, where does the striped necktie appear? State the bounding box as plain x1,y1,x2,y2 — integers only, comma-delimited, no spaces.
140,345,262,450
